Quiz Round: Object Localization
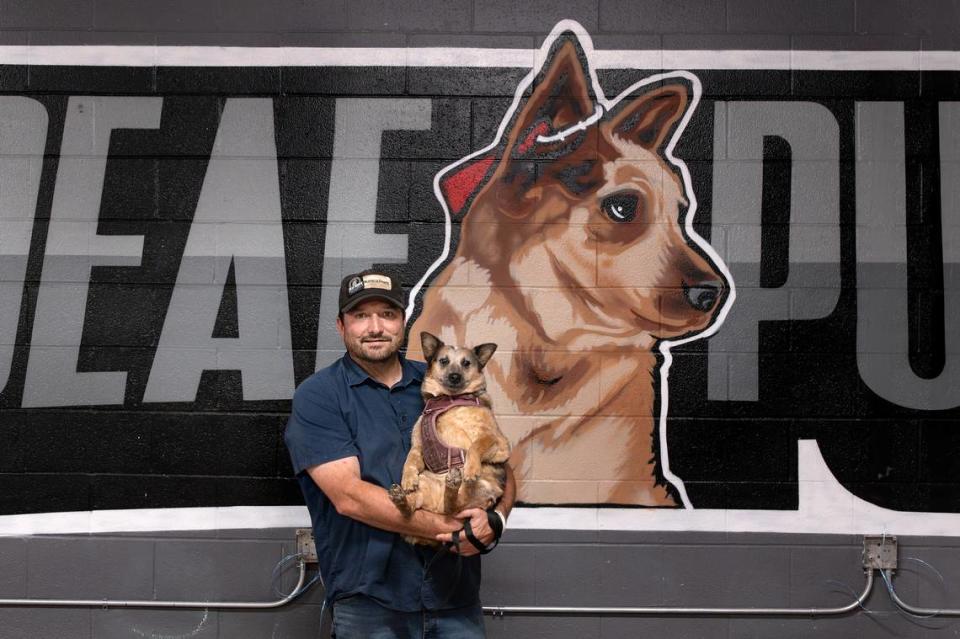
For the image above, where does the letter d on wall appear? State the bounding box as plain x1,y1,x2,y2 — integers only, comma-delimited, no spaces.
23,97,162,408
0,97,47,395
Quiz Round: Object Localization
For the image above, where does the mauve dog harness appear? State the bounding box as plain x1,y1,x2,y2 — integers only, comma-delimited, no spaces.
420,395,483,473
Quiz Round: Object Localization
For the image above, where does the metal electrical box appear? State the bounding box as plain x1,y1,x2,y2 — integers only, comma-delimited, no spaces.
862,535,898,570
296,528,318,564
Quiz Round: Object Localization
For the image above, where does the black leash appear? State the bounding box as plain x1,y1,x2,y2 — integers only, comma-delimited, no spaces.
422,534,463,610
423,507,505,607
461,508,503,555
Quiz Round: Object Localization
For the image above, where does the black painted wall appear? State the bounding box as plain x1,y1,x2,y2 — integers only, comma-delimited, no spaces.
1,62,958,515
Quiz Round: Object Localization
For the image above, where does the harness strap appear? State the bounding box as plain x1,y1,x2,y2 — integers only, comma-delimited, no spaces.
420,395,483,474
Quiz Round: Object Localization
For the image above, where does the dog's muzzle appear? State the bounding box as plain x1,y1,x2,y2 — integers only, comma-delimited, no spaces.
684,280,723,312
446,372,463,387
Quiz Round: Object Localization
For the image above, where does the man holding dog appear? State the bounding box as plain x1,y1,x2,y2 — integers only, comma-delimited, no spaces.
284,269,515,638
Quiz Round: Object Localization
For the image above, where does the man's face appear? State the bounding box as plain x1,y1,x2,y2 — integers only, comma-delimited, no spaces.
336,299,405,364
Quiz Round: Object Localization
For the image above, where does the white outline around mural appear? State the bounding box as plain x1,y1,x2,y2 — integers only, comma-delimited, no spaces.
408,20,737,510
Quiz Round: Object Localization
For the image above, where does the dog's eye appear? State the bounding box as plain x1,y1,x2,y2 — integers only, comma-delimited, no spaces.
438,357,449,366
461,359,471,368
601,193,638,223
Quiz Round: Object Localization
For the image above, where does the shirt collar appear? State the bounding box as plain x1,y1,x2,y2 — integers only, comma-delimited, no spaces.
343,352,423,389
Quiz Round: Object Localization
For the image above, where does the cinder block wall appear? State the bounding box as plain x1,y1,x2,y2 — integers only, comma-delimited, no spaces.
1,1,959,637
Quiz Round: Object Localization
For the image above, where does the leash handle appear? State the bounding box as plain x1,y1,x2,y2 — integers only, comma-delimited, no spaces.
462,518,498,555
486,507,504,540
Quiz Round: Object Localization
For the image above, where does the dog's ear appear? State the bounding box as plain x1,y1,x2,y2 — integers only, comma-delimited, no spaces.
473,343,497,369
606,83,689,152
493,36,598,215
420,332,443,363
508,37,595,157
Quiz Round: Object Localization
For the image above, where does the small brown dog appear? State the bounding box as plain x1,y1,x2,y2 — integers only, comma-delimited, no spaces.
389,332,510,544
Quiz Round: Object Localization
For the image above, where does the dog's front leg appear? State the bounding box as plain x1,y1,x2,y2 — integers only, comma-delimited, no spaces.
483,424,511,465
463,434,500,482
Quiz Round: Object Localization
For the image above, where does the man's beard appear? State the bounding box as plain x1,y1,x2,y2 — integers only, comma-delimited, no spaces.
348,335,402,363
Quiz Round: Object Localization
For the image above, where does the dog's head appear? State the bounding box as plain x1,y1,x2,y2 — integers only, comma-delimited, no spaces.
420,331,497,397
438,33,727,341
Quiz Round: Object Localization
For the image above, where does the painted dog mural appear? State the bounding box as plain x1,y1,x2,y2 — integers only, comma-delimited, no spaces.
409,27,733,507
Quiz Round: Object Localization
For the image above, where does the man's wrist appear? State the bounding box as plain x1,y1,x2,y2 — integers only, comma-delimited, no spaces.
485,506,506,540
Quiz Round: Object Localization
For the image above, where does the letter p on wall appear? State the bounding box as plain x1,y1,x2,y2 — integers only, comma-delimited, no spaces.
708,101,841,402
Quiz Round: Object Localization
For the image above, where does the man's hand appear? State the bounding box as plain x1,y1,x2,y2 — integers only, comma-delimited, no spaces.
307,457,462,539
436,465,515,556
436,508,494,557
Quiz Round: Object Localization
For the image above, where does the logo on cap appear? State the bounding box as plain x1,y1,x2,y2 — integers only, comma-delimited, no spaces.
347,276,364,296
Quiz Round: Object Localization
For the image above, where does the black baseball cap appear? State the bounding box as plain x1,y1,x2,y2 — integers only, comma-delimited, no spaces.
338,270,406,314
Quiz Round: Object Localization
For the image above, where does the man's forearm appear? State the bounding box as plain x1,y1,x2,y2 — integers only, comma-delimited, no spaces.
338,478,460,538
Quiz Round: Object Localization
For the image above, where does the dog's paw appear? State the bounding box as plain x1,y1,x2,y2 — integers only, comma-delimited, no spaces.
446,466,463,488
488,449,510,464
388,484,407,505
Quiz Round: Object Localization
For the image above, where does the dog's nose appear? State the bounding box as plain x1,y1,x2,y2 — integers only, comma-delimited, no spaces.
684,280,723,312
447,372,463,386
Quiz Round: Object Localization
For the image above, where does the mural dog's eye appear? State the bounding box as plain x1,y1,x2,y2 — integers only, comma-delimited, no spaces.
601,193,639,223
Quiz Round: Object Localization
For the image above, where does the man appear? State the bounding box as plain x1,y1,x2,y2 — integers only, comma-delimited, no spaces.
284,269,515,639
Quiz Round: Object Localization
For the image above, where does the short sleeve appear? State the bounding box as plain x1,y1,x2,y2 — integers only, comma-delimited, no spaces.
283,375,359,475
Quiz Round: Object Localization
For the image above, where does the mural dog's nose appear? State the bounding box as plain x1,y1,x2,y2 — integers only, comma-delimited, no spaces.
684,280,723,312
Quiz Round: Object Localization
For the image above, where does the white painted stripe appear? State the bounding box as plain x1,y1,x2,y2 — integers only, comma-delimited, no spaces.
0,506,309,536
791,49,923,71
0,45,952,70
922,50,960,71
3,441,959,537
0,45,29,66
661,49,791,70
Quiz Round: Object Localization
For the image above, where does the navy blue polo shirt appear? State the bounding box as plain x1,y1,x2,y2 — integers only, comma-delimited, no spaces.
283,352,480,612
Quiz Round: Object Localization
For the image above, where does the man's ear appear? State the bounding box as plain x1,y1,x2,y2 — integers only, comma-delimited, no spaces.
473,343,497,369
420,332,443,362
606,83,689,152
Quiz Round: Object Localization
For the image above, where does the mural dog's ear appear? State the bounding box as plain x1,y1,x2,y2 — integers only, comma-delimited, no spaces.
493,35,600,216
420,332,444,362
605,83,690,153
